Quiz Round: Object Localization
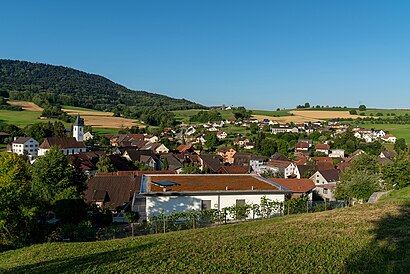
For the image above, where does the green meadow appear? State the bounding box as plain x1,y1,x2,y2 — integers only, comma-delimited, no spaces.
1,187,410,273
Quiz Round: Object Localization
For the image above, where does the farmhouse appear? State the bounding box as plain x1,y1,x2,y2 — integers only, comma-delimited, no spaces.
133,174,290,221
271,127,299,135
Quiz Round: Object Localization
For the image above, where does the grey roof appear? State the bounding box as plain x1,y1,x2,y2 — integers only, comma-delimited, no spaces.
73,115,84,126
13,137,35,144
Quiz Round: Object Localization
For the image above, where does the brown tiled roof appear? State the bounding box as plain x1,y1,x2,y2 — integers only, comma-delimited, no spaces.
315,144,330,150
0,132,10,137
40,137,85,149
316,162,335,171
217,165,249,174
266,160,292,168
85,174,141,210
270,152,288,161
295,142,309,149
176,145,192,153
97,170,177,176
268,178,315,193
146,175,282,192
319,169,340,182
13,137,33,144
312,157,333,163
199,154,223,172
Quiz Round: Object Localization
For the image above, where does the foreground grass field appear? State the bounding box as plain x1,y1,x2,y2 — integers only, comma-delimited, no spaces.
1,188,409,273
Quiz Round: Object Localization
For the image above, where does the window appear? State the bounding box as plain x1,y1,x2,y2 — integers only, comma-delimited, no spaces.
236,199,246,206
316,180,319,184
323,188,328,194
201,200,212,210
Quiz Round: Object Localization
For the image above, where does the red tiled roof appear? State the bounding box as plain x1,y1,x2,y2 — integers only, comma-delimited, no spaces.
316,162,335,171
146,175,281,192
268,178,315,193
176,145,192,153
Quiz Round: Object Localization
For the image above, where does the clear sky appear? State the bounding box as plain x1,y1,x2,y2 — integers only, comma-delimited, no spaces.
2,1,410,110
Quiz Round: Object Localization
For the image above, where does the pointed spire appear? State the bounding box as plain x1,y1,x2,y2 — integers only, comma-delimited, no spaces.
74,114,84,126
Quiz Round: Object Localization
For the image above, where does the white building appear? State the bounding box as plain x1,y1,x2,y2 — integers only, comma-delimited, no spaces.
11,137,39,157
134,174,290,221
271,127,299,135
73,115,84,142
329,149,345,158
38,137,87,156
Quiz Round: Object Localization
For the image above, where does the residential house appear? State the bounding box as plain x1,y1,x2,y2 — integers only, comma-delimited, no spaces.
176,145,195,154
134,174,290,221
233,152,258,170
271,127,299,135
68,151,105,175
122,149,161,170
11,137,39,157
268,178,315,200
198,154,224,173
216,131,228,139
260,160,297,178
216,146,237,164
233,137,251,147
140,142,169,154
249,155,269,174
270,152,289,161
0,132,10,143
329,149,345,158
85,173,140,218
185,126,196,136
374,130,386,138
381,134,397,143
83,132,94,141
160,154,184,173
310,169,340,201
38,137,86,156
379,150,397,160
315,144,330,155
295,141,310,155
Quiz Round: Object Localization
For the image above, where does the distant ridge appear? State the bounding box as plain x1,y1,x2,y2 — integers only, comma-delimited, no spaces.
0,59,206,112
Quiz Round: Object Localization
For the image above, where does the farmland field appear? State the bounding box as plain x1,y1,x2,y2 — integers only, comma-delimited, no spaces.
1,187,410,273
1,101,142,129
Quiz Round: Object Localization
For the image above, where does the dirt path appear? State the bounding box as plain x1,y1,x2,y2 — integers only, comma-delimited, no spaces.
8,101,43,111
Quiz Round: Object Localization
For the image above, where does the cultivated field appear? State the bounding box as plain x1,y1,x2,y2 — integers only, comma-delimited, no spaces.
7,101,43,111
2,187,410,273
1,101,141,129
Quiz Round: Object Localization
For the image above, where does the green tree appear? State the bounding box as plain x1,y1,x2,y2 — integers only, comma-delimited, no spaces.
204,132,219,150
359,104,367,111
394,138,407,154
181,163,202,174
96,155,116,173
259,138,277,157
381,154,410,189
304,102,310,108
31,147,83,203
134,161,152,171
336,171,381,203
0,153,37,246
162,157,169,170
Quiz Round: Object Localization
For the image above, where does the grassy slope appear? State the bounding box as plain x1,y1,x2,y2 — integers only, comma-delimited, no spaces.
1,188,410,273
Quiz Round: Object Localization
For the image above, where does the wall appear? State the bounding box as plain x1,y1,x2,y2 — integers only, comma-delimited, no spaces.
144,193,285,221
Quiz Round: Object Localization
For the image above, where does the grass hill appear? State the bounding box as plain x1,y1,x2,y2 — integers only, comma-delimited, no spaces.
1,188,409,273
0,60,205,112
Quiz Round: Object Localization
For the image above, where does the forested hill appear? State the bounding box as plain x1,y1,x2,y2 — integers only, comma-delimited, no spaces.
0,60,205,113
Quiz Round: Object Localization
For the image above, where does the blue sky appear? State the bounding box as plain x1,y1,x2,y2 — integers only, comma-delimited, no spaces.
2,1,410,110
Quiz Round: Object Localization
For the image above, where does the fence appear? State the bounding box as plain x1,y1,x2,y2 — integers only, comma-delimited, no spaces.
93,197,346,240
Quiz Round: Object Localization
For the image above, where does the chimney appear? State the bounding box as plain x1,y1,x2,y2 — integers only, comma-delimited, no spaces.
163,187,167,192
251,186,254,190
225,186,228,190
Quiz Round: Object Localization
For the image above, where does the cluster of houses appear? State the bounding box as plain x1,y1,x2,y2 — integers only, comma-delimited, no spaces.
4,115,400,223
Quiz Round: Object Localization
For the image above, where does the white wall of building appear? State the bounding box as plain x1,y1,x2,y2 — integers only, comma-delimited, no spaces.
145,193,285,221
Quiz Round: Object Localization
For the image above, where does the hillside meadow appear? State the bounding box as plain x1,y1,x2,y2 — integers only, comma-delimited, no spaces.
1,187,409,273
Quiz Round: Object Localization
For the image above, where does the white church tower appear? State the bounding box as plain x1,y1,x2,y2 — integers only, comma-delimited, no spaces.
73,115,84,142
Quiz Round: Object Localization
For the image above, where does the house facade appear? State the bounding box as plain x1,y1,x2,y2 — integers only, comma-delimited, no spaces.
11,137,39,157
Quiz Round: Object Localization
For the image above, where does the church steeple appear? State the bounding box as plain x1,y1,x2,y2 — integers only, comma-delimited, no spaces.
73,114,84,142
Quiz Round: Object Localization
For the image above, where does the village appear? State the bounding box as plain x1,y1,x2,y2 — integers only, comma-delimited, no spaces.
1,112,402,226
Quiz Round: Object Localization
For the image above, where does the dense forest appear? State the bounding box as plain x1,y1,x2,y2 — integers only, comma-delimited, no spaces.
0,60,206,126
